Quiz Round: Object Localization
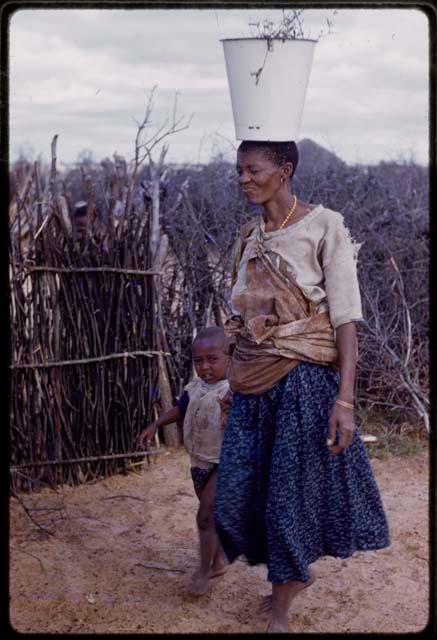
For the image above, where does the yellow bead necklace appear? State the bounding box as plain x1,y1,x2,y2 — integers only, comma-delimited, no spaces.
279,195,298,230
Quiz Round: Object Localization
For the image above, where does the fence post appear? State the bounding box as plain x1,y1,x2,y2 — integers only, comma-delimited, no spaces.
158,353,180,448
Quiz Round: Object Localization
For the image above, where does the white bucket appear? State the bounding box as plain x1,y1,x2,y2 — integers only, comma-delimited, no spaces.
221,37,316,141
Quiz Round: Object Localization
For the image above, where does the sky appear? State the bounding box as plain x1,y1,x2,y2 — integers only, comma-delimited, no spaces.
9,7,429,168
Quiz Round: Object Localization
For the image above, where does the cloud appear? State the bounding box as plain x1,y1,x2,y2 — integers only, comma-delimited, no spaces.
9,8,429,166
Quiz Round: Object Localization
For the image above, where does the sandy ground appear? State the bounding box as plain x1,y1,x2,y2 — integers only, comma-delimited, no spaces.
9,446,429,634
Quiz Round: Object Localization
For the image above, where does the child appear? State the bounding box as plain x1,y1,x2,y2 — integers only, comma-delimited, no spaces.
138,326,232,595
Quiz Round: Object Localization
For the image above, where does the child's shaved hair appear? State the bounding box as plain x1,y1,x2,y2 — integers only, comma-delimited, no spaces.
192,326,226,349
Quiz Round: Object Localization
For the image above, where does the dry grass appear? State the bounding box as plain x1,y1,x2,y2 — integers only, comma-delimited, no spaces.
358,408,428,459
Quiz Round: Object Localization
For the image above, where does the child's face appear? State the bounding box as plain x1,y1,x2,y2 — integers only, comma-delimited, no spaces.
192,338,228,384
75,215,88,239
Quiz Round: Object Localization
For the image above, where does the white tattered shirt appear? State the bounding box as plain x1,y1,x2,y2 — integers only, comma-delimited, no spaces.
231,204,363,330
183,377,230,469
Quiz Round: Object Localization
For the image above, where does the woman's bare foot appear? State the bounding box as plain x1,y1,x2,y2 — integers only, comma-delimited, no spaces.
266,614,290,633
258,568,316,625
257,595,273,618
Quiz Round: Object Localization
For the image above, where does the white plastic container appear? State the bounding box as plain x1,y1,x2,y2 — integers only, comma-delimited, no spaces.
221,37,316,141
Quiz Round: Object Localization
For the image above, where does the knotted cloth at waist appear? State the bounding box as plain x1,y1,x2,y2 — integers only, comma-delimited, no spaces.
225,312,338,395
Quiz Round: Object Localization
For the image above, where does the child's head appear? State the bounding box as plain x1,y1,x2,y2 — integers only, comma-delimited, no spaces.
192,327,228,385
73,201,88,238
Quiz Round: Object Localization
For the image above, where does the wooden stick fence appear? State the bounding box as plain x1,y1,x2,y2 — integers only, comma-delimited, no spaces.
15,265,163,276
10,449,162,471
9,144,430,496
10,350,170,369
9,164,173,492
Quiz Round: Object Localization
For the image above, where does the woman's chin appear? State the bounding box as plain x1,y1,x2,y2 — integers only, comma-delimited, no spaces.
242,192,259,204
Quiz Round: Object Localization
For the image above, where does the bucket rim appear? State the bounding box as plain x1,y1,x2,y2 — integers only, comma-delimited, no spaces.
220,36,318,43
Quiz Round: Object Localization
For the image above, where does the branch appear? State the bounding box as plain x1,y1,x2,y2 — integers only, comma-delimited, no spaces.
50,134,58,197
13,547,47,573
17,265,162,276
10,349,171,370
102,494,145,502
135,561,187,574
11,491,54,536
389,256,412,368
34,211,52,240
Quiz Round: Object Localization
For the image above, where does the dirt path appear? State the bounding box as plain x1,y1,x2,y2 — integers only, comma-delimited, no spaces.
10,447,429,633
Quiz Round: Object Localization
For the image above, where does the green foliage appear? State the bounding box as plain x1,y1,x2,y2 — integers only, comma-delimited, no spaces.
357,407,428,459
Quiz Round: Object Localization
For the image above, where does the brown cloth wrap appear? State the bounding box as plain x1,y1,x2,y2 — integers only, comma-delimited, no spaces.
225,219,338,395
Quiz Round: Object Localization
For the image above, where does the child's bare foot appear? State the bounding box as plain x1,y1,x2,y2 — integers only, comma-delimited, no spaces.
189,555,228,595
210,551,228,579
257,569,316,620
189,569,211,596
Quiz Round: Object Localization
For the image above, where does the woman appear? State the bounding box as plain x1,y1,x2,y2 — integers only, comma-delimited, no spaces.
214,140,390,633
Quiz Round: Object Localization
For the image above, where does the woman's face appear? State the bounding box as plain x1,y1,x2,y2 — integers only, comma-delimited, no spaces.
236,149,287,205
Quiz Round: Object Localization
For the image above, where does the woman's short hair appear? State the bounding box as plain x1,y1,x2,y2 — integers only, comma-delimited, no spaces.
238,140,299,178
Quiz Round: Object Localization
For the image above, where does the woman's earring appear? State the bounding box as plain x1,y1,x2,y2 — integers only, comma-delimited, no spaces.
280,176,284,184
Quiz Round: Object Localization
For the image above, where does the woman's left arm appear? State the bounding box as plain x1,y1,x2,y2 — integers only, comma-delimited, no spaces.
327,322,357,456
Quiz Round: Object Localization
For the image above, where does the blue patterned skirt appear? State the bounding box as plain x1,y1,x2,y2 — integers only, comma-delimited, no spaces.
214,363,390,585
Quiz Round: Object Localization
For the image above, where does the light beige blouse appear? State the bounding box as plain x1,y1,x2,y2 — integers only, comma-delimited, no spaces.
231,204,363,330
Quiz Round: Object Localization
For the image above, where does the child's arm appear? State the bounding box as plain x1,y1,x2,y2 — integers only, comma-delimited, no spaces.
138,406,182,447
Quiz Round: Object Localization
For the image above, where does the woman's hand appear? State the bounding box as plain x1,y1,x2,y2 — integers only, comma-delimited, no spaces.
327,403,355,455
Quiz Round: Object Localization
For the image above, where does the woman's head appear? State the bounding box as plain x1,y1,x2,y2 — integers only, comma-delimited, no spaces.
236,140,299,205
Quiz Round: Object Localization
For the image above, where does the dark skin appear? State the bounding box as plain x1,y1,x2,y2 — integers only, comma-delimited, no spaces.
236,148,314,229
138,336,229,596
75,214,88,239
237,147,357,632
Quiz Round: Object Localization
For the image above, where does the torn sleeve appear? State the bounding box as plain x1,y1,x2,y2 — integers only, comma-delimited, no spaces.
321,214,364,329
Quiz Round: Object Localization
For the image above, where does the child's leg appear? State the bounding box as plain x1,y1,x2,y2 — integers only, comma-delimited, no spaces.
190,468,226,594
211,531,228,574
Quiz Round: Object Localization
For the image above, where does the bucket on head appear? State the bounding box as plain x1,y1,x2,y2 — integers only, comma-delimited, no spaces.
221,37,316,141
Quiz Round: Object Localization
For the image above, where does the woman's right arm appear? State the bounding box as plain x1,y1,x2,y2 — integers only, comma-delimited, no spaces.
321,213,363,455
327,321,357,455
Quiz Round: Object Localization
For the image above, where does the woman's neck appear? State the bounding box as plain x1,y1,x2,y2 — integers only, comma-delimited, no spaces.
262,192,294,230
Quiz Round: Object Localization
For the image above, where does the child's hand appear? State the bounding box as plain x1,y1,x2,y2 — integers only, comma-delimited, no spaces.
138,423,158,449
